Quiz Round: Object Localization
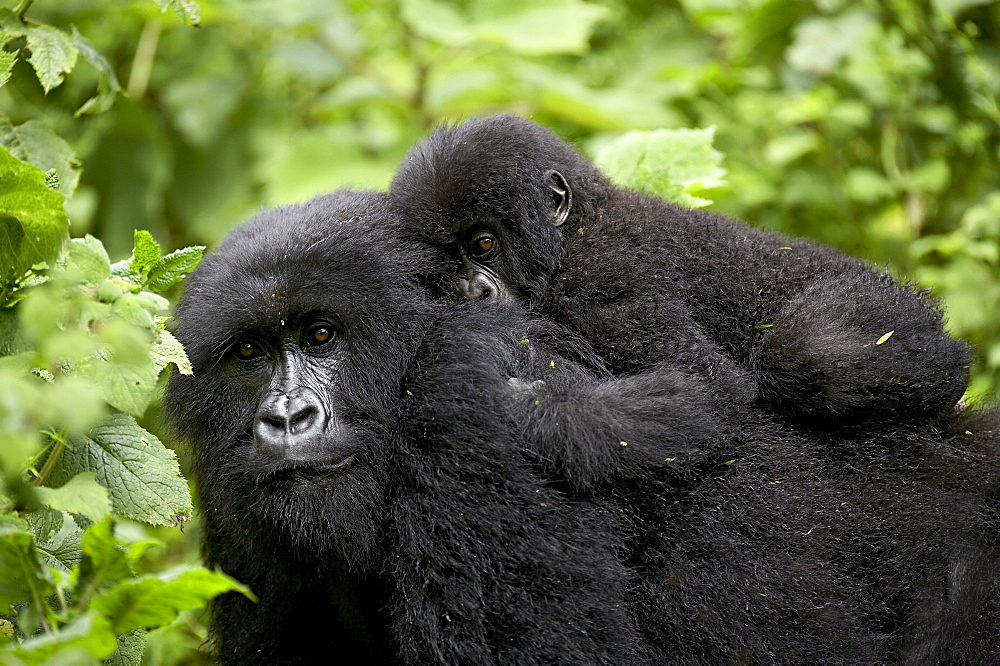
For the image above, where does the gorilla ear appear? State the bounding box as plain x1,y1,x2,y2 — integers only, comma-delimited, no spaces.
545,170,572,227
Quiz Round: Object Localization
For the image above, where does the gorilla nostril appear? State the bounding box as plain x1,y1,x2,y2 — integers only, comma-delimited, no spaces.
289,404,319,434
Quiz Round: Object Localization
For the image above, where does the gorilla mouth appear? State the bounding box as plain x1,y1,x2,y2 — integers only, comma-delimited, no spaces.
258,453,358,491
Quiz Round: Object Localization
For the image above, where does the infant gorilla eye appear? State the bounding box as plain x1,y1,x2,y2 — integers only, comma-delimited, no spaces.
236,342,258,359
468,231,497,259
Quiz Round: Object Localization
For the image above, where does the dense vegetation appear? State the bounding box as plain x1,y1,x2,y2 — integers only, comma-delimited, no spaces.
1,0,997,663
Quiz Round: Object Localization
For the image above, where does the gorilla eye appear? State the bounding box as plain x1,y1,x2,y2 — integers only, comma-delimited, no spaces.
307,326,333,346
236,342,258,359
468,231,497,259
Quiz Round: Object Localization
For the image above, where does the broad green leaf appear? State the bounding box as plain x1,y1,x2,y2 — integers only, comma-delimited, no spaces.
470,0,610,56
594,127,727,207
49,412,192,526
151,330,193,376
25,24,79,93
71,27,124,116
0,525,54,615
0,116,81,198
35,472,111,523
146,245,204,293
74,517,134,603
155,0,202,26
129,230,162,279
93,566,252,635
0,146,68,303
7,612,118,664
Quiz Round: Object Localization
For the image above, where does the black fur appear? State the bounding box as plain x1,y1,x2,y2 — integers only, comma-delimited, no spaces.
165,191,1000,664
389,114,971,429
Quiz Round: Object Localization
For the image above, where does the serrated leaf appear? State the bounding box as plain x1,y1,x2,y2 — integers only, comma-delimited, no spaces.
0,525,55,614
35,472,111,522
146,245,204,293
152,330,192,375
0,49,16,88
74,517,134,603
94,566,252,635
155,0,201,26
48,412,192,526
71,27,123,116
25,24,79,93
0,146,68,301
0,115,81,198
32,511,84,573
106,630,146,666
129,230,162,279
594,127,727,207
8,611,118,663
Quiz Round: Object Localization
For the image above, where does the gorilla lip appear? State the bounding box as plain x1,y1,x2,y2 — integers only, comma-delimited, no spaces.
259,452,357,486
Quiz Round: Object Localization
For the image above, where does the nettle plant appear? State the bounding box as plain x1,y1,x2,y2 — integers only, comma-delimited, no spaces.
0,2,250,664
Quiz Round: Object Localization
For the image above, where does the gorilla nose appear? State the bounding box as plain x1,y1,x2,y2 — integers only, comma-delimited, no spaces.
254,389,327,460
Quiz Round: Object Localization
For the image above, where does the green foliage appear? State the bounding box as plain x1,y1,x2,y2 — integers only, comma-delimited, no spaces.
595,128,727,208
0,3,248,663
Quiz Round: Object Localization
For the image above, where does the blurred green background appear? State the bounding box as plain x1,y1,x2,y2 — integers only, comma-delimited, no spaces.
2,1,998,662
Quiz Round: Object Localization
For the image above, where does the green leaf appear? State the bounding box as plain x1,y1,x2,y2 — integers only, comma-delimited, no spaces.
32,511,84,574
0,525,55,615
8,612,118,663
146,245,204,293
105,630,146,666
25,24,79,93
0,49,16,88
49,412,192,526
66,234,112,284
35,472,111,523
74,517,134,603
93,566,253,635
0,115,81,198
876,331,894,345
402,0,608,55
129,230,162,279
151,330,193,376
594,127,727,207
0,146,69,303
155,0,202,27
71,27,124,116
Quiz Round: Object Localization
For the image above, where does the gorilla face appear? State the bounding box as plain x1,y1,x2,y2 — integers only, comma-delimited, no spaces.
166,191,431,570
390,115,592,307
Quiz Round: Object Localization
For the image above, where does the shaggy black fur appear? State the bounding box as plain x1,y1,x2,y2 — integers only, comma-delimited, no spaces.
389,114,971,430
165,190,1000,664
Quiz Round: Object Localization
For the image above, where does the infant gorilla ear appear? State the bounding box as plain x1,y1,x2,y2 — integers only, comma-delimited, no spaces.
390,114,970,429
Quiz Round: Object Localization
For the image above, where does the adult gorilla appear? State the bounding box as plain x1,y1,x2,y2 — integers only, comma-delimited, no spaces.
165,190,1000,664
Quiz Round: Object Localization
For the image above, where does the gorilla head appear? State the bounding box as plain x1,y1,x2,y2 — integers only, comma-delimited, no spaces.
391,114,602,305
166,190,431,571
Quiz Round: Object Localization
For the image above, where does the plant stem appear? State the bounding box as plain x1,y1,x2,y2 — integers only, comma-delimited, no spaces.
33,432,66,487
14,0,33,20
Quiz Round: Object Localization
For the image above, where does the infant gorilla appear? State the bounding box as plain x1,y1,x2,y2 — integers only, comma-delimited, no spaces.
390,114,970,429
166,190,1000,664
